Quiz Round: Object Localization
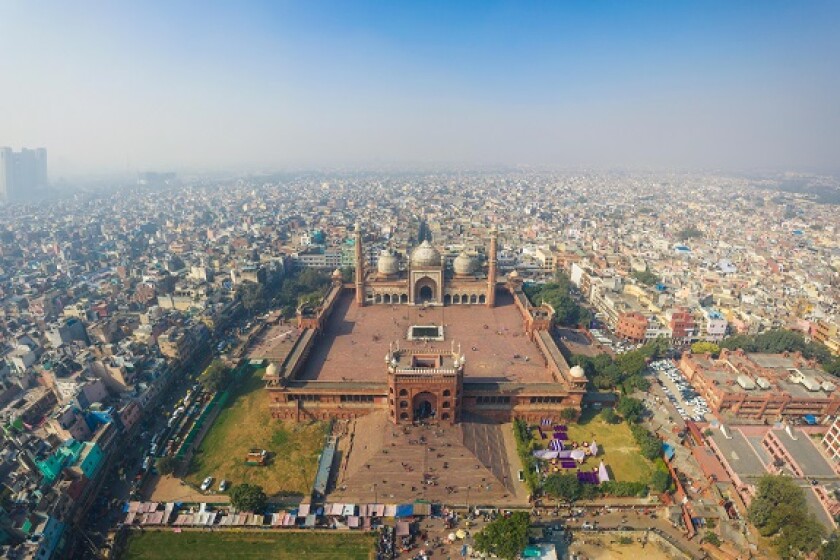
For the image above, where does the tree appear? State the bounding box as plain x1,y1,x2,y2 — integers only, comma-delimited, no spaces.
559,408,578,421
630,424,662,460
543,473,582,503
229,483,267,512
650,469,671,493
631,269,660,286
676,227,702,241
691,341,720,356
616,351,647,377
703,531,722,547
748,475,826,557
748,475,807,536
156,456,177,476
600,408,619,424
236,282,266,312
820,534,840,560
617,396,646,423
474,512,530,560
775,514,825,558
199,359,231,393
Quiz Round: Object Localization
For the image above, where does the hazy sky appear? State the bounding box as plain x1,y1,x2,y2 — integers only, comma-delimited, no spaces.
1,1,839,176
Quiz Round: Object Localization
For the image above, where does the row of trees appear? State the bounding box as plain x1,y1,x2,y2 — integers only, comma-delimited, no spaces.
512,419,539,494
523,271,592,327
719,329,840,375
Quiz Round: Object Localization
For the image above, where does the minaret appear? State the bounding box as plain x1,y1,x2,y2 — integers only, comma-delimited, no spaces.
354,222,365,306
487,226,497,307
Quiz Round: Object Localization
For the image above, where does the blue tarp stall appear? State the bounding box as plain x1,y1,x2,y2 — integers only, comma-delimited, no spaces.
804,414,817,425
395,504,414,518
522,546,543,558
663,442,676,461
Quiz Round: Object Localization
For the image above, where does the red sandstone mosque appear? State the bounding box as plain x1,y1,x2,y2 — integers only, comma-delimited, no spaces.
263,224,587,425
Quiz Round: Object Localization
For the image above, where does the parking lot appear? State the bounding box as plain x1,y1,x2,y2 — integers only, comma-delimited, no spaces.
589,328,641,355
649,360,712,423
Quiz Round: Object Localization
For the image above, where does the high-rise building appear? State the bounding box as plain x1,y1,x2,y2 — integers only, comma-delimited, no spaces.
0,146,48,202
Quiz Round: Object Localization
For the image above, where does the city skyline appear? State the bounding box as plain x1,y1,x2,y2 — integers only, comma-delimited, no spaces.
1,1,839,177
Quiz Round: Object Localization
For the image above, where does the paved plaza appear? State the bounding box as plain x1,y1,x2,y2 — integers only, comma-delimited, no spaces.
330,411,529,506
299,292,554,383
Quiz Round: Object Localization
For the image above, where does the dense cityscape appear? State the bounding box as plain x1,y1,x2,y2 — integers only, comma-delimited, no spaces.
3,1,840,559
0,167,837,559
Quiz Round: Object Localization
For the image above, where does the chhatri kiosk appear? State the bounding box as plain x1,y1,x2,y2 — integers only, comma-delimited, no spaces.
263,224,587,425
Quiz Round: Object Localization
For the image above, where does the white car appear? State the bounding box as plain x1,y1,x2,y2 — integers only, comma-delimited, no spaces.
200,476,214,491
219,479,230,492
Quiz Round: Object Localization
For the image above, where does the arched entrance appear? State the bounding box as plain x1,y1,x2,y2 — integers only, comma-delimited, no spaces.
413,392,437,421
414,277,438,304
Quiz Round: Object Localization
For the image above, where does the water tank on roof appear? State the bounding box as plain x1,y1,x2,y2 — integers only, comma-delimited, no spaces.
800,377,820,392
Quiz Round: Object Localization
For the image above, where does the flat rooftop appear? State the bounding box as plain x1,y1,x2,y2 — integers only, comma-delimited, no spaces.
297,291,555,384
247,323,298,362
708,429,767,478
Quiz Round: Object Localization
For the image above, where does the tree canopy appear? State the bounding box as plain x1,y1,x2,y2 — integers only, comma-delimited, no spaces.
631,269,660,286
690,341,721,356
229,483,267,512
720,329,840,376
199,359,232,393
473,512,530,560
572,340,665,392
676,227,703,241
748,475,825,557
617,396,646,423
543,473,582,503
630,424,662,461
523,271,591,327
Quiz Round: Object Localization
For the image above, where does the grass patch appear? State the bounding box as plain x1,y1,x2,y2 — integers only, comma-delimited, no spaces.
536,409,654,483
185,367,328,496
123,530,375,560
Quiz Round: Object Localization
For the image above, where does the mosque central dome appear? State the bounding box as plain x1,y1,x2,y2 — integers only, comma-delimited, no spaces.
410,240,442,267
453,251,476,275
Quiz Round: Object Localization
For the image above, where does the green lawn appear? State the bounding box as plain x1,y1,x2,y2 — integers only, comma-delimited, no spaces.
537,410,654,483
185,366,328,496
123,530,375,560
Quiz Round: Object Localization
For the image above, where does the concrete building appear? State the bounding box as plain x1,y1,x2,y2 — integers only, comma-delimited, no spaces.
0,147,47,202
823,416,840,463
616,312,648,342
680,349,840,421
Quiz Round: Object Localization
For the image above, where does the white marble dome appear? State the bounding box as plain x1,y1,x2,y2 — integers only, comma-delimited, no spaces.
377,250,400,275
508,270,520,279
570,365,586,378
331,268,342,278
411,240,441,267
266,362,278,377
453,252,476,275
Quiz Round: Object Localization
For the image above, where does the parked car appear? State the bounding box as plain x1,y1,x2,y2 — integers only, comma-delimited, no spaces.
200,476,214,491
219,479,230,492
